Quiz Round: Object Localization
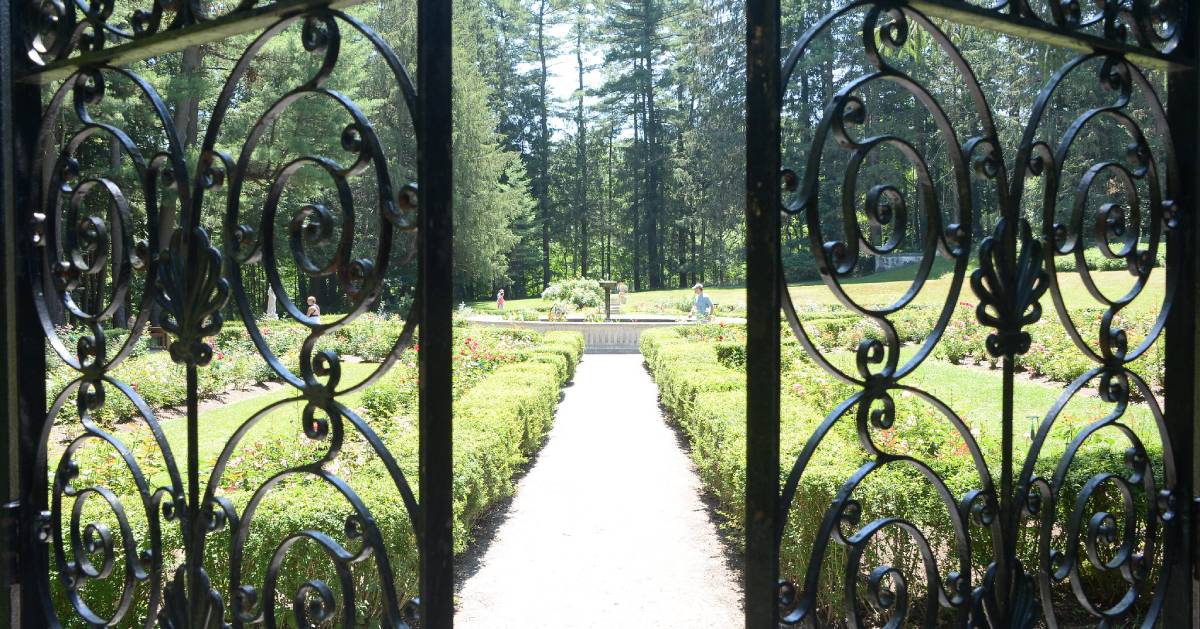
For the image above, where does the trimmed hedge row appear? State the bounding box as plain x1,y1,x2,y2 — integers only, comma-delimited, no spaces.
641,326,1163,623
58,329,583,624
48,315,578,429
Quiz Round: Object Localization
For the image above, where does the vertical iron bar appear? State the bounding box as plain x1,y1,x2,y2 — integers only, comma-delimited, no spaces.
998,355,1014,624
1164,4,1199,624
417,0,453,626
745,0,781,627
1,4,45,627
998,216,1017,625
186,364,203,625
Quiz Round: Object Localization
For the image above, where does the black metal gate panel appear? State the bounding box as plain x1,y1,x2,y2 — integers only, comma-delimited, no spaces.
1,0,454,626
747,1,1197,627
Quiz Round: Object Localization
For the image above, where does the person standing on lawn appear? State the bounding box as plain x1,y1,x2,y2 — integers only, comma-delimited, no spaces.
306,295,321,318
690,283,713,321
496,288,506,311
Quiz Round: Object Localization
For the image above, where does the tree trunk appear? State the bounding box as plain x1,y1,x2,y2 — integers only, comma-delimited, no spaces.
536,0,552,289
631,97,642,292
154,44,203,325
642,41,661,289
575,22,589,278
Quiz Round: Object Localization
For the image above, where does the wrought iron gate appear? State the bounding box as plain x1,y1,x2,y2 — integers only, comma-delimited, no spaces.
746,0,1198,627
1,0,454,626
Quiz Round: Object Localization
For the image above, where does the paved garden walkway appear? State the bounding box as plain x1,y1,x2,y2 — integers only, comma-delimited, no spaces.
455,354,743,628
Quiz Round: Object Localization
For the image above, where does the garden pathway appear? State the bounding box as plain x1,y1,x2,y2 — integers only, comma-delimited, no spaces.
455,354,743,628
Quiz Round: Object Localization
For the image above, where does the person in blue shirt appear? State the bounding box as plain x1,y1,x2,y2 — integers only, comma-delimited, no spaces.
691,283,714,321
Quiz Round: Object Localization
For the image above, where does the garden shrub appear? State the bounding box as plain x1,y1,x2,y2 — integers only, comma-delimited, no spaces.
656,296,695,314
362,381,407,421
713,342,745,369
503,308,541,321
679,299,1164,393
1054,247,1165,273
334,313,409,361
640,326,1164,623
58,328,584,624
522,350,571,384
544,330,585,362
541,278,604,309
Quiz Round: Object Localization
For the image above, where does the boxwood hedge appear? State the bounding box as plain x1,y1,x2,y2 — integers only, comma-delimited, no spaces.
53,329,583,625
641,326,1164,624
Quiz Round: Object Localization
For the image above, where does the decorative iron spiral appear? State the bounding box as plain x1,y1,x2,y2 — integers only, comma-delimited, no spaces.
209,13,421,624
1010,51,1180,625
23,0,266,65
778,2,1181,627
18,0,1186,68
778,5,998,626
29,62,186,627
28,8,423,627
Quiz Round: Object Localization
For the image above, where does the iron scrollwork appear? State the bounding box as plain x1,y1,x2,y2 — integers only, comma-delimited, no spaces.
778,1,1182,627
23,0,303,66
946,0,1186,54
28,8,423,627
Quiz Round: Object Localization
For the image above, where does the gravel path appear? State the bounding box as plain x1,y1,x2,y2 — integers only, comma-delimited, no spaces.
455,353,743,628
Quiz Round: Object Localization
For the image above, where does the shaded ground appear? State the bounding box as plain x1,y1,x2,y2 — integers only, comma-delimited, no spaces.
455,354,743,628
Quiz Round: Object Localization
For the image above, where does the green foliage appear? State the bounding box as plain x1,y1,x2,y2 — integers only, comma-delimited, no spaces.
713,342,745,369
56,327,584,623
683,300,1166,393
503,308,542,321
361,381,409,421
1054,247,1166,273
334,313,410,362
541,278,604,309
526,331,586,382
641,325,1164,622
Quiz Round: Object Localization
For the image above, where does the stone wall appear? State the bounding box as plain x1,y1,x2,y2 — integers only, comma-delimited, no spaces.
470,319,684,353
875,252,923,272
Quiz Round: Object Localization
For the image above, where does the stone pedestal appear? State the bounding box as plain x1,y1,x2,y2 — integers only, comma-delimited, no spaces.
599,280,618,321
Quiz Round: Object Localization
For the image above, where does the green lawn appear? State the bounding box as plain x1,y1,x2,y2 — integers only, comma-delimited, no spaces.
473,259,1164,317
892,349,1159,464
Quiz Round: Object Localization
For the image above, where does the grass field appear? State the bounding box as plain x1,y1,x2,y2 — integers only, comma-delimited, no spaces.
472,258,1165,317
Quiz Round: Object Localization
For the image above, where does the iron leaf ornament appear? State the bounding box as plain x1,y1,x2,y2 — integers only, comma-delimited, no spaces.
970,219,1050,358
159,567,230,629
155,226,230,366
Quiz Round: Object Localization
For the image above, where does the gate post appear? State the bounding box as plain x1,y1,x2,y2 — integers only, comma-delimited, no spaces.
418,0,454,626
0,2,45,627
1165,3,1200,624
744,1,781,627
